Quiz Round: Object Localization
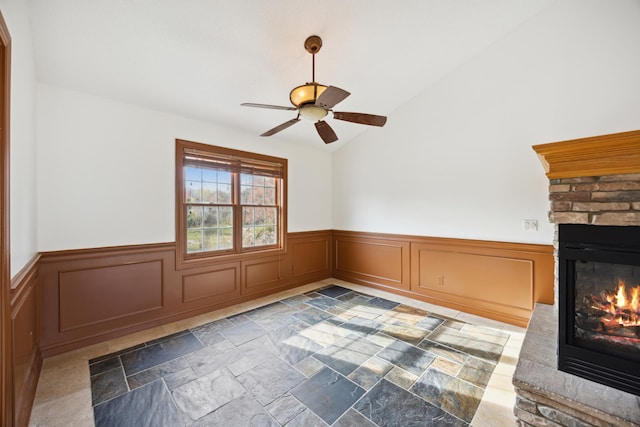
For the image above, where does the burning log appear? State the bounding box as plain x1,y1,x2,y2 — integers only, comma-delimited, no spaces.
577,280,640,337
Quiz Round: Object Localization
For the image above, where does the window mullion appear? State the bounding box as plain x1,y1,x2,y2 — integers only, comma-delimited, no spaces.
233,171,242,253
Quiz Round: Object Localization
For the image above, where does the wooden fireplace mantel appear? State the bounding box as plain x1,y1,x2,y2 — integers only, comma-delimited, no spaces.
532,129,640,179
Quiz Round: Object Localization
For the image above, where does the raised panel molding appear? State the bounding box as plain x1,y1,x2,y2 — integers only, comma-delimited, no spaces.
182,263,240,304
243,257,283,293
412,246,534,322
39,245,177,355
333,233,410,290
291,238,329,277
59,260,164,332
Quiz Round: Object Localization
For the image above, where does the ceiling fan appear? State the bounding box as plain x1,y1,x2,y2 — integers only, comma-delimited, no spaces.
241,35,387,144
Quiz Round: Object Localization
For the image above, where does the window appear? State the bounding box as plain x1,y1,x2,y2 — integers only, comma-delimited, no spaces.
176,139,287,266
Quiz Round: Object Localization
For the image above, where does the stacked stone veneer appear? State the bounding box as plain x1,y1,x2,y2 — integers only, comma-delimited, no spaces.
513,172,640,427
548,173,640,226
513,304,640,427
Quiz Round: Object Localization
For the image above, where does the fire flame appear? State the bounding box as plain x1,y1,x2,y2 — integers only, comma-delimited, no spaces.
601,279,640,327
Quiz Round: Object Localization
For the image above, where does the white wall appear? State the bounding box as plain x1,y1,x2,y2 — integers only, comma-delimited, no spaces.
332,0,640,245
36,84,331,251
0,0,38,276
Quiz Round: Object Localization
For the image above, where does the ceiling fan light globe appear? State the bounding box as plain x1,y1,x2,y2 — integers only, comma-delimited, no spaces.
289,83,327,107
299,105,328,121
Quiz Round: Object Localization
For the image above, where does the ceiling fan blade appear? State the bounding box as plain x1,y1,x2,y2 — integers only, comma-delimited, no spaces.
242,103,297,111
315,120,338,144
315,86,351,109
333,111,387,127
260,118,300,136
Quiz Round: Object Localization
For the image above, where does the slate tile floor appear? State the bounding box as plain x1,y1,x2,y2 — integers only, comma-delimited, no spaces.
87,285,510,426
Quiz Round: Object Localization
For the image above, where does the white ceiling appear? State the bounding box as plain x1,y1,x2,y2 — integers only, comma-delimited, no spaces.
27,0,557,150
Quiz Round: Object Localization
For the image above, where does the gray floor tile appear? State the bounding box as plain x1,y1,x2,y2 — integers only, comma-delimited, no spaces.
291,367,365,425
305,295,342,311
367,296,400,310
382,322,430,345
172,368,246,421
416,314,446,331
385,366,418,389
416,338,468,364
355,379,468,427
237,358,305,406
246,301,292,320
89,356,121,377
120,333,203,376
377,339,436,376
220,320,268,346
317,285,352,298
164,367,198,390
192,394,278,426
427,326,506,363
190,318,235,345
333,409,377,427
284,408,327,427
458,356,496,388
266,394,306,425
313,334,382,376
91,367,128,406
94,379,191,427
89,289,504,427
294,356,326,377
292,306,333,325
261,325,323,365
127,358,189,390
411,368,483,423
339,316,383,337
347,356,393,390
184,342,243,377
281,294,313,306
227,338,282,376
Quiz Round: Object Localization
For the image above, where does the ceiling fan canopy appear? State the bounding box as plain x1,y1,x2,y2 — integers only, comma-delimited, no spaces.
241,35,387,144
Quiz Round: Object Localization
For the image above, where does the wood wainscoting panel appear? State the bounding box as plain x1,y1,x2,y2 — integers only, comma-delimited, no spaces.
59,261,163,332
333,231,553,327
410,238,554,326
182,263,240,304
412,246,533,322
10,255,41,427
39,233,332,356
242,256,284,294
332,232,410,290
39,244,176,355
291,232,331,279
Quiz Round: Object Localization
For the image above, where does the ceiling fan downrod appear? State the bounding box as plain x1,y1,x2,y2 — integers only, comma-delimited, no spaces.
304,35,322,83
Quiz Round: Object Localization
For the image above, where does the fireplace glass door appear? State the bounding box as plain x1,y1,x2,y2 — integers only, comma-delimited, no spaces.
559,224,640,396
574,260,640,362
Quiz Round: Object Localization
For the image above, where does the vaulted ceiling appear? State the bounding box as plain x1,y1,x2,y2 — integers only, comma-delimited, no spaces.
27,0,557,149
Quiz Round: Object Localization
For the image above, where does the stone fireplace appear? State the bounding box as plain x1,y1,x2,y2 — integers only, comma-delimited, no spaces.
512,130,640,426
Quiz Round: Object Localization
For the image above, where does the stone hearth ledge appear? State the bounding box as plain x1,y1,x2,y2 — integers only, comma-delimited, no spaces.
512,303,640,427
